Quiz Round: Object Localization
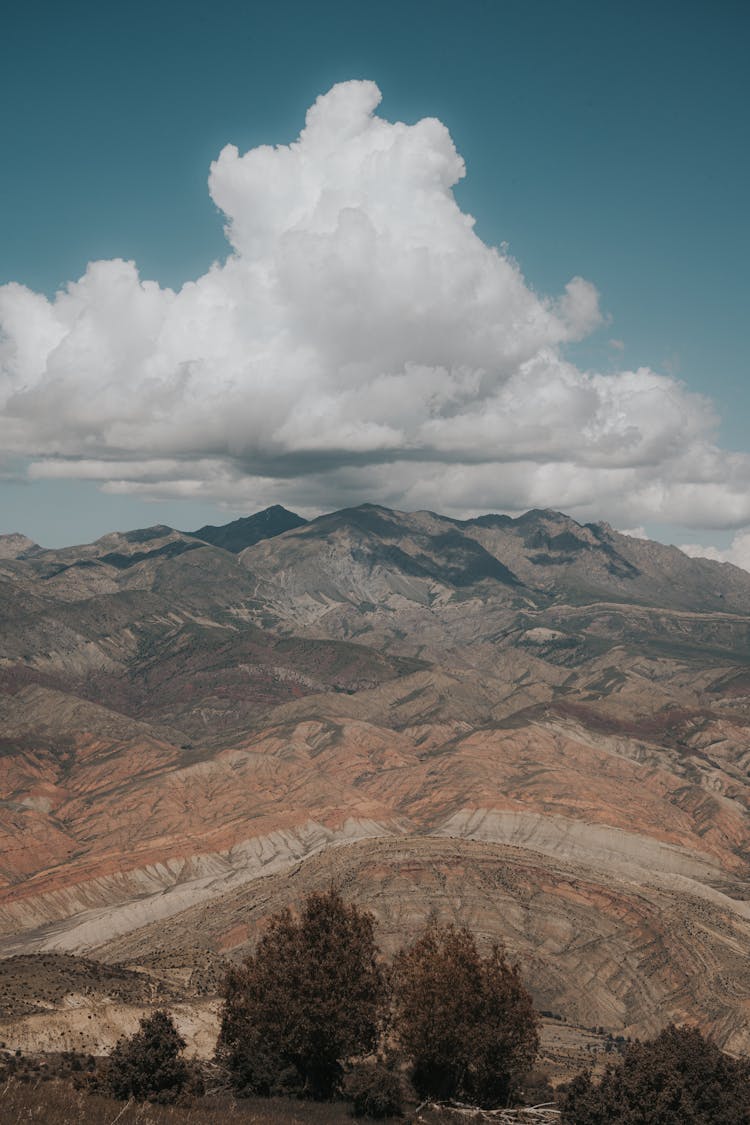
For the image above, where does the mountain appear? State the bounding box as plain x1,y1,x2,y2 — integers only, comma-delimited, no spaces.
188,504,307,553
1,503,750,1061
0,533,40,560
237,504,750,671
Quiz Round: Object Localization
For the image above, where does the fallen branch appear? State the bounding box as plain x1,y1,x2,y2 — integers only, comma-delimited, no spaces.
413,1101,561,1122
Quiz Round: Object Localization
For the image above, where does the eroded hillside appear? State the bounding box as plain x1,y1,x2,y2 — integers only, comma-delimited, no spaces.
1,504,750,1052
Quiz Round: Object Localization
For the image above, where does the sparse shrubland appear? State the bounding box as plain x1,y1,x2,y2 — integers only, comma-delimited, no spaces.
3,893,747,1123
216,890,539,1112
558,1023,750,1124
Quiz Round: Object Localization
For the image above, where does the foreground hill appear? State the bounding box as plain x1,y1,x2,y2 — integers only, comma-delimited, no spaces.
1,504,749,1053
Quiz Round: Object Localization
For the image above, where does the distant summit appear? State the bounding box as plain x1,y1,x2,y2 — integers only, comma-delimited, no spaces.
188,504,307,553
0,532,40,559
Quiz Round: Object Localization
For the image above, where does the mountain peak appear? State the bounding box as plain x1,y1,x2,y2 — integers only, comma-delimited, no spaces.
0,532,41,559
188,506,307,553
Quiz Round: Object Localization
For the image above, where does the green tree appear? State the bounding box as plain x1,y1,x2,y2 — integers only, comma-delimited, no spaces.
104,1009,192,1104
559,1023,750,1124
391,923,539,1107
217,888,387,1100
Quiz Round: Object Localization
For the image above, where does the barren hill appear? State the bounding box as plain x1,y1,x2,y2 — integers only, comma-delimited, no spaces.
1,504,750,1053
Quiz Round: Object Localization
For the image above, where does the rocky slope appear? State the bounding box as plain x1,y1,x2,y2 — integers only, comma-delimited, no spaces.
1,504,749,1053
189,503,307,553
95,835,750,1054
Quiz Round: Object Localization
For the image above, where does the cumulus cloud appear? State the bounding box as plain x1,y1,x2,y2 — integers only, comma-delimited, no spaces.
1,79,749,528
679,532,750,573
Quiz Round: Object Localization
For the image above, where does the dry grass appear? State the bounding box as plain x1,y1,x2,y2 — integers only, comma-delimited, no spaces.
0,1079,398,1124
0,1080,564,1124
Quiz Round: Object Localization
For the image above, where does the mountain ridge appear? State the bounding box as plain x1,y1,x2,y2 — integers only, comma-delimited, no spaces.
1,502,750,1055
188,504,307,553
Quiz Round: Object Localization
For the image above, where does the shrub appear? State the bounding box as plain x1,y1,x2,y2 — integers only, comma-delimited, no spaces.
217,888,388,1100
391,923,539,1107
558,1023,750,1124
517,1067,555,1106
344,1059,404,1118
103,1009,195,1104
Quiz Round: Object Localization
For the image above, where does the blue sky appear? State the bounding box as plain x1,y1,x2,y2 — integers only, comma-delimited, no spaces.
1,0,748,553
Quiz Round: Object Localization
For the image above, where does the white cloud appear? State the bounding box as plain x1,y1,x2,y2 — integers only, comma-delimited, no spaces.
2,79,749,528
679,531,750,574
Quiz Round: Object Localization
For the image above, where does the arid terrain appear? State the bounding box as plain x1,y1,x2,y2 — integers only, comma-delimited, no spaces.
1,503,750,1065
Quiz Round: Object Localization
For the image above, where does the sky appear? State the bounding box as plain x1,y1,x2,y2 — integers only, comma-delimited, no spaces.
1,0,749,563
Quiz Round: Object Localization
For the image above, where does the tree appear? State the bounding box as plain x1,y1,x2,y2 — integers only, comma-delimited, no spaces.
391,923,539,1107
217,888,387,1099
559,1023,750,1124
104,1009,192,1104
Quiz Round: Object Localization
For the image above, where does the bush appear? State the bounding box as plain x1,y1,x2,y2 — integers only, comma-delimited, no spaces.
217,888,388,1100
344,1060,404,1118
558,1023,750,1124
517,1067,555,1106
103,1009,196,1104
391,923,539,1107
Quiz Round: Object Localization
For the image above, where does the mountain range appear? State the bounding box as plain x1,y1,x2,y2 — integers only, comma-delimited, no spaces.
1,503,750,1060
